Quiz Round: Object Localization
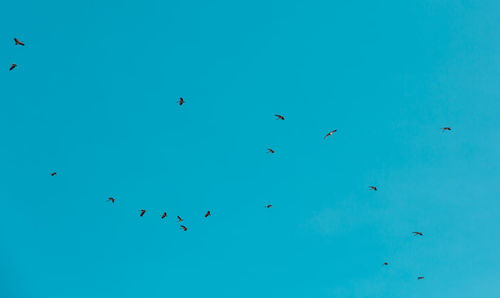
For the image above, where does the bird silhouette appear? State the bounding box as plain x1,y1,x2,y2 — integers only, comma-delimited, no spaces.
266,204,272,208
413,232,423,236
274,114,285,120
369,186,377,191
161,212,167,219
205,211,211,218
442,127,451,132
417,277,424,280
180,225,188,231
9,64,17,71
177,216,183,222
178,97,184,106
267,148,275,153
14,38,24,46
139,209,146,217
50,172,57,176
107,197,115,203
383,262,389,266
324,130,337,139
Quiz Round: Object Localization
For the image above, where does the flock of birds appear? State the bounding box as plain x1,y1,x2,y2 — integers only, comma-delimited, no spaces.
9,37,454,282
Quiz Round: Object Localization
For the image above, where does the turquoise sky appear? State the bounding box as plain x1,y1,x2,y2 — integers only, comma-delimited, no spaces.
1,0,499,297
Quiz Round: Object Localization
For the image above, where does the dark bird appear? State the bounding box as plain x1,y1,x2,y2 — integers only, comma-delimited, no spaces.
9,64,17,71
14,38,24,46
50,172,57,176
267,148,275,153
442,127,451,132
275,114,285,120
324,130,337,139
417,277,424,280
180,225,188,231
413,232,423,236
108,197,115,203
369,186,377,191
177,216,183,222
205,211,211,218
383,262,389,266
178,97,184,106
161,212,167,219
266,204,272,208
139,209,146,217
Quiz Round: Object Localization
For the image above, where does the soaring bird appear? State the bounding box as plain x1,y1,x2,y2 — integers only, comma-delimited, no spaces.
442,127,451,132
177,216,183,222
324,130,337,139
139,209,146,217
417,277,424,280
178,97,184,106
413,232,423,236
369,186,377,191
14,38,24,46
205,211,211,218
108,197,115,203
180,225,188,231
9,64,17,71
266,204,272,208
267,148,275,153
161,212,167,219
383,262,389,266
274,114,285,120
50,172,57,176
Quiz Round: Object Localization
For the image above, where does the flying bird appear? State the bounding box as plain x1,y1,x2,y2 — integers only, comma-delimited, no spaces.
274,114,285,120
205,211,211,218
266,204,272,208
180,225,188,231
107,197,115,203
50,172,57,176
417,277,424,280
383,262,389,266
442,127,451,132
14,38,24,46
177,216,183,222
413,232,423,236
9,64,17,71
178,97,184,106
324,130,337,139
161,212,167,219
369,186,377,191
139,209,146,217
267,148,275,153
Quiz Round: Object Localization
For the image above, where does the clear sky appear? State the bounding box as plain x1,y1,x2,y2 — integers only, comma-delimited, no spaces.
1,0,499,297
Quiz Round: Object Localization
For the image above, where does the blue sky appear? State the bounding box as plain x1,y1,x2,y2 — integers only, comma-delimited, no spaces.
1,0,499,297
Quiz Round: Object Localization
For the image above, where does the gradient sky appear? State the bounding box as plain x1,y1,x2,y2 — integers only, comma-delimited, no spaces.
1,0,499,297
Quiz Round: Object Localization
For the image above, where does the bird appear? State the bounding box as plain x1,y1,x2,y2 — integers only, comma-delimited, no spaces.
180,225,188,231
324,130,337,139
442,127,451,132
50,172,57,176
178,97,184,106
9,64,17,71
14,38,24,46
205,211,211,218
417,277,424,280
413,232,423,236
177,216,183,222
139,209,146,217
161,212,167,219
266,204,272,208
267,148,275,153
274,114,285,120
383,262,389,266
369,186,377,191
107,197,115,203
